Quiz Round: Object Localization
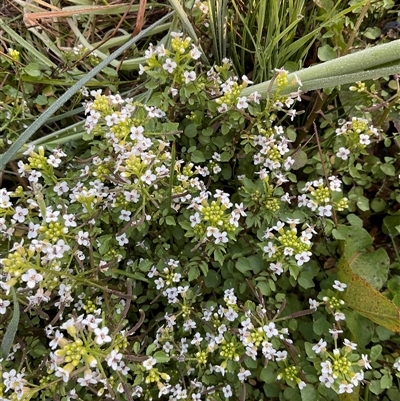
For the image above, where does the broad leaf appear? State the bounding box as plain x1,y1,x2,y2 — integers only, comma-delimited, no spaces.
336,225,399,331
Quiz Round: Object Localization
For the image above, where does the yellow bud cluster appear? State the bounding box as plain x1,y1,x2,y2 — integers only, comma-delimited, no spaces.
311,187,330,204
40,222,66,243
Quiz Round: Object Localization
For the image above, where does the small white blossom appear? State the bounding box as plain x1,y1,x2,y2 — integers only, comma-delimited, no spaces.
333,280,347,292
163,58,177,73
336,147,350,160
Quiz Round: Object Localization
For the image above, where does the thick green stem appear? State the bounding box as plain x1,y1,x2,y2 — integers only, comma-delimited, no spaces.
242,39,400,98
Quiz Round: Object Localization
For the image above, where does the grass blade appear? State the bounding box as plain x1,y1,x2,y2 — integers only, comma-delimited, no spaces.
1,289,20,359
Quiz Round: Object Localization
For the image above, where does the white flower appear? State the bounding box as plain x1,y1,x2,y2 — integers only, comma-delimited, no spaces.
214,231,228,244
312,339,327,354
329,328,343,340
236,96,249,109
141,356,156,370
359,354,372,369
162,58,177,73
222,385,232,398
319,374,334,388
328,176,342,192
276,350,287,361
295,251,311,266
183,70,196,84
190,45,202,60
94,327,112,345
339,383,354,394
116,233,129,246
318,204,332,217
206,226,219,237
343,338,357,350
334,311,346,321
238,368,251,382
77,230,90,246
141,170,157,185
321,360,332,375
298,194,308,207
130,125,144,140
54,181,69,196
248,91,261,104
12,206,29,223
27,222,40,239
63,214,77,227
270,262,283,275
0,298,11,314
393,358,400,371
119,210,131,222
106,350,123,370
309,298,319,309
241,75,253,85
263,322,278,338
336,147,350,160
333,280,347,292
359,134,370,145
21,268,43,289
263,242,276,257
217,103,228,113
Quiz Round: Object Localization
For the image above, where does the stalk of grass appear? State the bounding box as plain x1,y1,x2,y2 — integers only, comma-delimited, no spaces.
229,0,366,83
207,0,228,65
0,11,175,171
241,40,400,98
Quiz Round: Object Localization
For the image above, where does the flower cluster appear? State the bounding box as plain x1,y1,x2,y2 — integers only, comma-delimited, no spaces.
262,219,315,272
335,117,381,155
187,190,246,245
140,286,306,400
312,337,370,395
298,177,349,216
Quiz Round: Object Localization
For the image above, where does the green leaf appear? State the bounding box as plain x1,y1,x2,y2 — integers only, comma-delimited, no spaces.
291,150,308,170
369,380,384,395
24,62,42,77
260,366,276,383
300,384,317,401
153,350,170,363
337,243,400,332
184,124,197,138
345,310,373,347
370,344,382,361
380,163,395,176
318,44,337,61
146,343,157,355
236,255,263,275
346,214,363,227
380,374,392,389
165,216,176,226
337,225,389,290
1,288,20,358
191,150,205,163
363,27,381,40
188,265,200,281
356,196,369,211
204,270,221,288
298,271,315,289
383,215,400,237
256,281,271,296
35,95,48,106
98,234,113,255
213,248,224,266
